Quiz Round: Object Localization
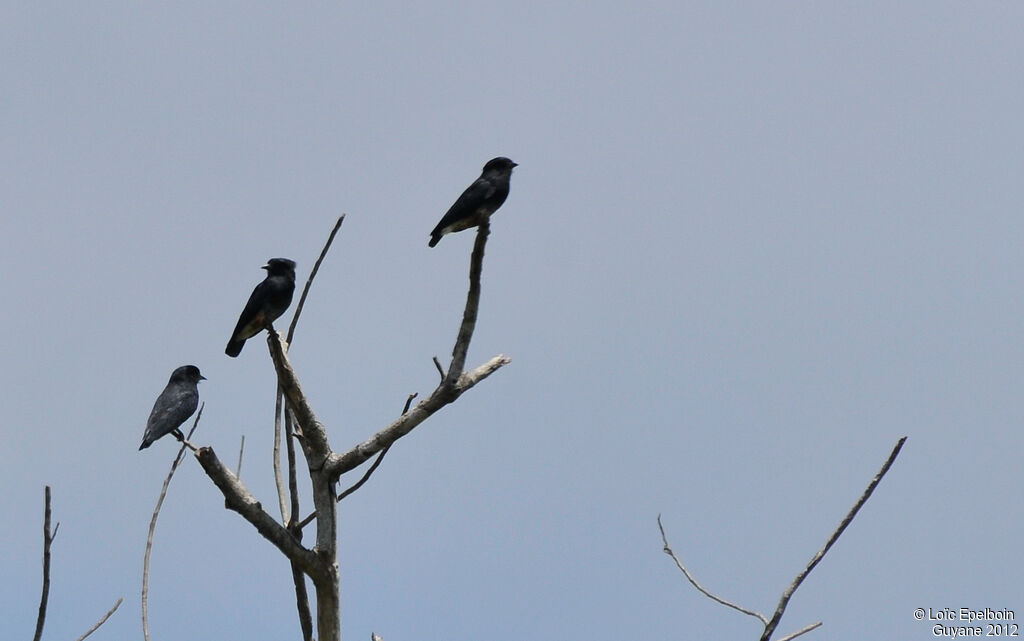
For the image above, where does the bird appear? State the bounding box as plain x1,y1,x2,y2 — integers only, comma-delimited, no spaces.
429,157,517,247
225,258,297,357
139,365,205,450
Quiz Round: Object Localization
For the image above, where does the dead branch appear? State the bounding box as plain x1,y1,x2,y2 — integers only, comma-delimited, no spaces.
193,445,325,579
759,436,908,641
660,436,907,641
274,388,289,522
236,435,246,478
658,514,766,624
287,214,345,344
445,221,489,384
143,404,204,641
324,354,509,480
298,393,416,530
189,218,506,641
75,597,123,641
267,332,332,469
32,485,56,641
284,407,314,641
278,215,344,641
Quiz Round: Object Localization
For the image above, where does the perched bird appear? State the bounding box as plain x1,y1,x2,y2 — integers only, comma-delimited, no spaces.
139,365,205,450
429,157,517,247
225,258,297,357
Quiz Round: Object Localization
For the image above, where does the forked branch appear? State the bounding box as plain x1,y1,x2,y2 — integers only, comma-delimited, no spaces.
660,436,907,641
323,223,509,481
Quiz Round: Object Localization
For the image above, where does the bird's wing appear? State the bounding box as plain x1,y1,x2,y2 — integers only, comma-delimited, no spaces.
229,280,271,341
433,177,497,231
146,385,198,436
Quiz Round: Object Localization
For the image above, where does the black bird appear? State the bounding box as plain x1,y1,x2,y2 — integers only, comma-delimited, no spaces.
429,157,517,247
225,258,297,357
139,365,205,450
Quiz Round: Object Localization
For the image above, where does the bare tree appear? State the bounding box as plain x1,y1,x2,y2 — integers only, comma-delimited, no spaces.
183,218,509,641
659,436,907,641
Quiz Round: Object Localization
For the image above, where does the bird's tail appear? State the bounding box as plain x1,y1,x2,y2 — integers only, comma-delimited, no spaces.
428,234,441,248
225,338,244,358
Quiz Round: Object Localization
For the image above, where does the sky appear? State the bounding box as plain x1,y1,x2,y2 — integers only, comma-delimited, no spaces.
2,2,1022,640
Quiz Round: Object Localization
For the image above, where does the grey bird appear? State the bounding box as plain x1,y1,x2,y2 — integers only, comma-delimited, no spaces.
225,258,297,357
139,365,205,450
429,157,517,247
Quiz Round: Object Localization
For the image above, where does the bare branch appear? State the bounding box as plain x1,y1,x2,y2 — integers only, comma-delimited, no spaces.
267,331,332,470
236,435,246,478
274,389,289,522
325,355,509,480
286,214,345,344
776,621,824,641
269,216,344,641
323,223,508,482
285,410,314,641
32,485,54,641
299,393,416,530
289,561,315,641
759,436,907,641
402,392,419,414
658,514,767,624
193,446,324,580
446,222,489,384
340,446,391,501
143,404,203,641
75,597,123,641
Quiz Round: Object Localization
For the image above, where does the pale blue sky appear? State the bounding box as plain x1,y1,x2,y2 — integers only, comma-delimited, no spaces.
2,3,1022,640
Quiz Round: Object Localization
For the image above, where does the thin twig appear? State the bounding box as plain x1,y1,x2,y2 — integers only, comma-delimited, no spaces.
432,356,445,380
401,392,418,414
171,430,199,452
338,446,391,502
759,436,907,641
776,621,823,641
75,597,123,641
142,404,203,641
285,409,314,641
289,561,315,641
287,214,345,344
658,514,767,624
335,394,416,503
285,412,302,526
32,485,55,641
236,435,246,478
274,387,289,522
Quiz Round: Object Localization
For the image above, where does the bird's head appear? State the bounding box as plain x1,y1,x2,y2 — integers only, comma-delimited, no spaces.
483,157,517,173
170,365,206,384
262,258,297,277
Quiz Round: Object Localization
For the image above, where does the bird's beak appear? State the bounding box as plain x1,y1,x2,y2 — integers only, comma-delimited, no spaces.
261,264,270,270
199,375,208,381
511,162,519,167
